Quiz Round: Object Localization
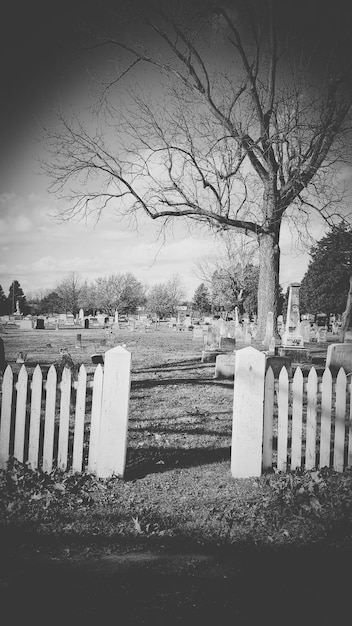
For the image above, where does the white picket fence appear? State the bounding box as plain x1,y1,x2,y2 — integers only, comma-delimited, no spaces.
0,346,131,478
232,347,352,478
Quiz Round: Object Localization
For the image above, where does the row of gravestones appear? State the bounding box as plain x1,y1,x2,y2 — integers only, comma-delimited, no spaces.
0,313,117,331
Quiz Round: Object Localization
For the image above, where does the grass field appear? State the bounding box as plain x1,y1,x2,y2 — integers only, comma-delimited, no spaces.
1,325,352,624
0,324,351,551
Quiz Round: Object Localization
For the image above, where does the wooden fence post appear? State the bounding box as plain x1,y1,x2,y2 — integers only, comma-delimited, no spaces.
96,346,131,479
231,347,266,478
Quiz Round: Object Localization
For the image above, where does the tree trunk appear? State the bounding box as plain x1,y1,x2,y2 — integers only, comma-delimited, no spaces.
341,275,352,341
256,230,280,341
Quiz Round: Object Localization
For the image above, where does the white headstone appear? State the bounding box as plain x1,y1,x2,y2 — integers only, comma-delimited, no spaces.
281,283,304,348
326,343,352,375
79,308,84,320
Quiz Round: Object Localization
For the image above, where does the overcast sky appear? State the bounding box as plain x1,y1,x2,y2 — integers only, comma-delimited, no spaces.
0,0,349,300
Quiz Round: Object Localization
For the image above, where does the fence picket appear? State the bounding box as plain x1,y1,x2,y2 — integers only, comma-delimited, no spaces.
277,367,289,472
88,364,103,474
28,365,42,470
306,367,318,470
334,368,346,472
57,367,71,471
13,365,28,463
320,368,332,469
42,365,57,473
0,366,13,469
291,367,303,470
348,382,352,468
72,365,87,473
263,367,274,470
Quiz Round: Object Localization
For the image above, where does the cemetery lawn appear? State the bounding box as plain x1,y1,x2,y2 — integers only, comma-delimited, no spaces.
0,327,351,622
1,326,351,552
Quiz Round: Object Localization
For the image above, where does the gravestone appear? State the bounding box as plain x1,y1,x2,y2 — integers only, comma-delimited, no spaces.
76,334,82,347
281,283,304,348
91,353,104,364
326,343,352,375
244,331,252,344
316,327,327,343
219,336,236,351
84,318,89,329
79,308,84,321
65,313,75,326
344,329,352,343
36,318,45,330
19,319,32,331
266,355,292,378
0,337,6,372
193,327,204,341
215,353,236,379
300,320,311,343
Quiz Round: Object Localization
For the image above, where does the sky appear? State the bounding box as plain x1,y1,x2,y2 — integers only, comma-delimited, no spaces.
0,0,349,301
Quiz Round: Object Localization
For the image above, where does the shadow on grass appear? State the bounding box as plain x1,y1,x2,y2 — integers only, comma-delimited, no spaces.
133,358,209,374
0,528,350,625
124,446,231,480
131,376,232,390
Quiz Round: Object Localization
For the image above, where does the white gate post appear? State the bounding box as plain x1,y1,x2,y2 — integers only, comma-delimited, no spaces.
96,346,131,479
231,347,266,478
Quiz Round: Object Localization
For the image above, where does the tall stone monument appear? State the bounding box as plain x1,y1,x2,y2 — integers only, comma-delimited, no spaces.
281,283,304,348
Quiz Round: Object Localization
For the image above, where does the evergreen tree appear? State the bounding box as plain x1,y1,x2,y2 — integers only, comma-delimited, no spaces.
39,291,65,315
192,283,211,315
300,224,352,317
7,280,26,314
0,284,6,315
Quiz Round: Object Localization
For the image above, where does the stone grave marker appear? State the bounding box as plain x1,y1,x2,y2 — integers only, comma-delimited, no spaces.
244,331,252,344
36,318,45,330
326,343,352,375
65,313,75,326
266,355,292,378
300,320,311,343
219,336,236,351
193,327,204,341
281,283,304,348
19,319,33,331
215,353,236,379
344,329,352,343
316,327,327,343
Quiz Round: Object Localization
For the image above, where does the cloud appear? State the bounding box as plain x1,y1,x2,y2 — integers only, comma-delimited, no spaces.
14,215,32,233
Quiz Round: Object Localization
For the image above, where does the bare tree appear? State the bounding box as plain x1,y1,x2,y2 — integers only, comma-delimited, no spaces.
56,272,83,315
42,0,352,339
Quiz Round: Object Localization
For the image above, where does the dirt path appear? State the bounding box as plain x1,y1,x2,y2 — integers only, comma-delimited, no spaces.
1,536,350,625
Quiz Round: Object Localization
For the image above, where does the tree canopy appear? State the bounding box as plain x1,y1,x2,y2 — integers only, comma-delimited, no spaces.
43,0,352,338
192,283,212,314
300,223,352,316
